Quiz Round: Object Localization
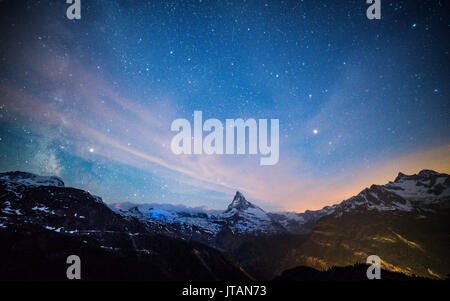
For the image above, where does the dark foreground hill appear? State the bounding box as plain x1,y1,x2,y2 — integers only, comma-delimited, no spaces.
0,171,251,280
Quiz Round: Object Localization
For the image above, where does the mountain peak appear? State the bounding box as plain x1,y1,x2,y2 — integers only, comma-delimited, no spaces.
395,172,406,181
235,190,244,199
394,169,444,183
0,171,64,188
417,169,439,177
225,191,255,212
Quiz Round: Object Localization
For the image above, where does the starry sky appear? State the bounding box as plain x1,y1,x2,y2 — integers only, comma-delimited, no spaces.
0,0,449,212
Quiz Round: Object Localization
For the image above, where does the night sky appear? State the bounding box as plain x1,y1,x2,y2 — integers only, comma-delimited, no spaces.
0,0,448,212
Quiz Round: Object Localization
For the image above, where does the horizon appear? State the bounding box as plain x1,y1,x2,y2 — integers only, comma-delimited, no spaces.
62,167,450,213
111,167,450,213
1,167,448,214
0,1,449,212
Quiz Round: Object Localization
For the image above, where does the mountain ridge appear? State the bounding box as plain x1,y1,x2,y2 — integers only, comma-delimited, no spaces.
0,171,251,280
1,169,448,280
108,169,449,279
111,169,450,236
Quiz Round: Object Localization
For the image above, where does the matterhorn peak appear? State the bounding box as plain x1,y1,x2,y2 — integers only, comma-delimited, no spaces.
225,191,255,212
235,191,244,199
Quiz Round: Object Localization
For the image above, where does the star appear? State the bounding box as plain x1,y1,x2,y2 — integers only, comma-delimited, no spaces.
313,129,318,135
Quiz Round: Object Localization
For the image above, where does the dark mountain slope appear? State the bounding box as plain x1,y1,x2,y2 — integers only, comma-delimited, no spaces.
283,170,450,279
273,263,428,281
0,171,251,280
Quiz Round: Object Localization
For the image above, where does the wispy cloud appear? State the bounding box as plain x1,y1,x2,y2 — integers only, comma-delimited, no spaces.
2,46,449,212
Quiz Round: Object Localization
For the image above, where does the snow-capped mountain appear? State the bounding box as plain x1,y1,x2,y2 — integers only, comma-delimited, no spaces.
283,170,450,279
331,169,449,216
112,191,284,236
386,169,450,201
0,171,251,280
112,169,450,238
221,191,285,233
267,207,336,234
0,171,173,235
0,171,64,190
271,170,449,232
1,169,448,280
